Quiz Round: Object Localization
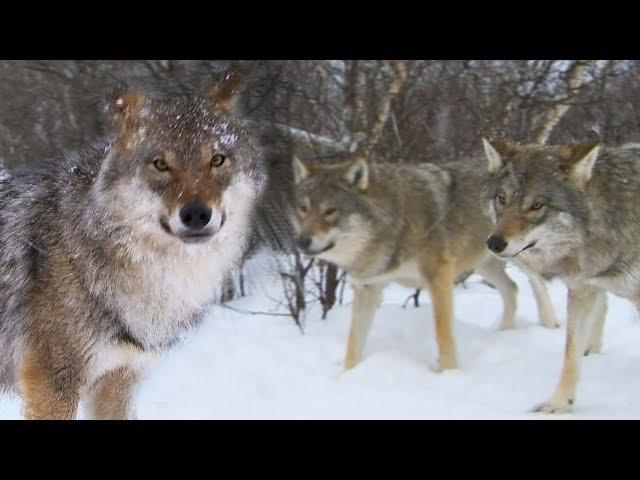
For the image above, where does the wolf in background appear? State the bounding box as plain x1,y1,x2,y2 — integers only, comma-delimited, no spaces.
483,137,640,412
0,72,267,419
291,155,555,372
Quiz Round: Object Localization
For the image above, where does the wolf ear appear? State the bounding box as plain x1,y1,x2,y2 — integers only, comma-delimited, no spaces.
106,90,149,146
344,157,369,191
205,70,246,112
292,156,311,184
561,141,601,189
482,137,519,174
107,90,147,125
482,138,503,174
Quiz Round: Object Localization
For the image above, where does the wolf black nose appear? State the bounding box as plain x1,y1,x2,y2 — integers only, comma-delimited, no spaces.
296,235,312,250
487,235,507,253
180,202,213,230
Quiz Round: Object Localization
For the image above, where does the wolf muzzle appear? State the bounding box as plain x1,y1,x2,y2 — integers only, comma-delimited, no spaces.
172,201,226,244
487,234,507,254
295,234,334,256
180,202,213,231
295,234,312,250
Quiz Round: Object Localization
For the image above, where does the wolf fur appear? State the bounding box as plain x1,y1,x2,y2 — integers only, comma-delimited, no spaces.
483,137,640,412
291,155,554,372
0,74,267,419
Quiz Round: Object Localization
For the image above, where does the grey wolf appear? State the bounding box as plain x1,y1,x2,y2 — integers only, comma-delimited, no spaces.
0,73,267,419
291,155,553,372
482,137,640,412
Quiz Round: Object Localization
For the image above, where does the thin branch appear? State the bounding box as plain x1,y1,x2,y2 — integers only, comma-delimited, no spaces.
219,304,292,317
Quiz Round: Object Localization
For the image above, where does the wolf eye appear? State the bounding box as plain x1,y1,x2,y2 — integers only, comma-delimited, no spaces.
324,207,338,217
152,157,169,171
298,204,309,215
530,201,545,211
211,153,226,168
496,193,506,205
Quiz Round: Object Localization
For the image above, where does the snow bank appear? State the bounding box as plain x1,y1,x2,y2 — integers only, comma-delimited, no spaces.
2,259,639,419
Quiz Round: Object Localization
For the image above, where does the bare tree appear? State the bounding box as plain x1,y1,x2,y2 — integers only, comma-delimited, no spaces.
1,59,637,326
534,60,593,145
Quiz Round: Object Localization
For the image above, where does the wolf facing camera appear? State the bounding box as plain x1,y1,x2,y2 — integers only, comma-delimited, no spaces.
0,72,267,419
483,137,640,413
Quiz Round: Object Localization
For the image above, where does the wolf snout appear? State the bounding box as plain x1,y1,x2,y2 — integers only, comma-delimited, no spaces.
180,202,213,231
295,234,312,250
487,234,507,254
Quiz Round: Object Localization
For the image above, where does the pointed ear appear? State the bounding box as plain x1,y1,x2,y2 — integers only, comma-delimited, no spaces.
482,137,519,174
292,156,310,184
344,157,369,191
205,70,246,111
107,90,147,126
105,90,149,147
561,141,601,189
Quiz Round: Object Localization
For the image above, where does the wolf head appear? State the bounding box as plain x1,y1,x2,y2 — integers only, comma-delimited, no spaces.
482,136,600,260
291,156,374,261
95,72,266,248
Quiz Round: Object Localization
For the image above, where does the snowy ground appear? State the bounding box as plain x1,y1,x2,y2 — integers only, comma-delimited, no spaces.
2,255,640,419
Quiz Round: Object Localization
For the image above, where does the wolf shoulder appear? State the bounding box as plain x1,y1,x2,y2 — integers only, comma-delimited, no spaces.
595,144,640,183
588,145,640,214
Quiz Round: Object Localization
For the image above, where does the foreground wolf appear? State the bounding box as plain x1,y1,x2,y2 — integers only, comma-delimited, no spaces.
482,137,640,413
291,155,551,372
0,74,266,419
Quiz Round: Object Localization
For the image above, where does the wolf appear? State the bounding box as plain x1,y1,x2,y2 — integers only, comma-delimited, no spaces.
0,73,267,419
482,137,640,413
291,155,555,372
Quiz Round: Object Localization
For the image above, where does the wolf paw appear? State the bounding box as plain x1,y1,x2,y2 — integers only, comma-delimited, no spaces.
343,358,359,371
531,399,574,414
498,322,515,331
435,358,458,372
428,360,444,373
584,344,602,356
539,313,559,329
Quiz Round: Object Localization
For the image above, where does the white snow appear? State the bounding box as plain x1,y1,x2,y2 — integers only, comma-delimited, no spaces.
2,255,639,419
0,159,10,181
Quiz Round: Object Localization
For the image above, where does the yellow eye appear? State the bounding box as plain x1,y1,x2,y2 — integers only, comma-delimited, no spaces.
153,157,169,171
530,201,545,211
211,153,227,168
496,193,506,205
298,204,309,215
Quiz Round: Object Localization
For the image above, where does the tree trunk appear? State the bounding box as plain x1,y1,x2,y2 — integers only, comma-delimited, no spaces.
534,60,591,145
361,60,408,156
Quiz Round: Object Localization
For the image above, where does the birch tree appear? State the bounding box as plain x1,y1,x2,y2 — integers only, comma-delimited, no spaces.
534,60,593,145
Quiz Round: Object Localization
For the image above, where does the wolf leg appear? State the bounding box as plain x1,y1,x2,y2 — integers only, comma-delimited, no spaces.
584,292,607,356
425,259,458,371
527,271,560,329
533,285,602,413
344,283,385,370
19,351,80,420
477,257,518,330
85,367,140,420
513,259,558,329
